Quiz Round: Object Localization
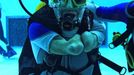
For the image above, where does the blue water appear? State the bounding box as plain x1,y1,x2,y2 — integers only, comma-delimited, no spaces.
0,0,134,75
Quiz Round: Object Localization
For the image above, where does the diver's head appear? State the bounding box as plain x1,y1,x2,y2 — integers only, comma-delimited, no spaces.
48,0,92,30
48,0,92,21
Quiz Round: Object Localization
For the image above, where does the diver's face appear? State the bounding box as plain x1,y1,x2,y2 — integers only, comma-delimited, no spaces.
50,0,87,22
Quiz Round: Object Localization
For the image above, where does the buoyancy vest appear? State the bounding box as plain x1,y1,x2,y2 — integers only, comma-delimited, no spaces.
19,5,100,75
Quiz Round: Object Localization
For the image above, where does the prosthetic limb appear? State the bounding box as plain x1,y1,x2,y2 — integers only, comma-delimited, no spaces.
0,9,6,56
0,8,16,58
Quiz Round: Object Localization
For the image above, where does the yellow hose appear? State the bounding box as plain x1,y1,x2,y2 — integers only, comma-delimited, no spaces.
35,1,46,12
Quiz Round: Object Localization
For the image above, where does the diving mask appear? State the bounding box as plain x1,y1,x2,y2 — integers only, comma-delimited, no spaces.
50,0,87,8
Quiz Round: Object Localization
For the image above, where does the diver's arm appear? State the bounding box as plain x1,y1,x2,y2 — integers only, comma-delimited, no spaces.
87,1,134,23
81,20,105,53
96,2,134,23
29,22,84,55
49,34,84,55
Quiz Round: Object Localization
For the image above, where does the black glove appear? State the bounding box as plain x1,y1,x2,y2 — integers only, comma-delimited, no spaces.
127,1,134,17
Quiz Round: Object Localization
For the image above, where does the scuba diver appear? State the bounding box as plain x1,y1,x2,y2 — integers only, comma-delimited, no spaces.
19,0,105,75
19,0,134,75
0,3,17,58
95,1,134,72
